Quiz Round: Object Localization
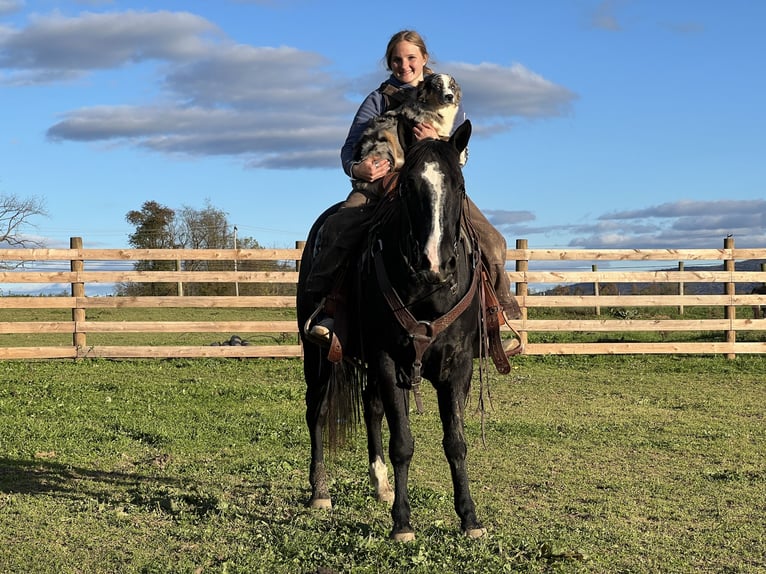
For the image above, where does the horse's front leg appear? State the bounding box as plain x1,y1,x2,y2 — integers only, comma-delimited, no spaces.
363,377,394,504
377,354,416,541
435,363,486,538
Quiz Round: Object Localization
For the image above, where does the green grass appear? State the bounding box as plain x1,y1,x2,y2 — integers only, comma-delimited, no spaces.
0,356,764,573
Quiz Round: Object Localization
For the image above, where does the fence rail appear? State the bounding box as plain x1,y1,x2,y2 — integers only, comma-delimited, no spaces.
1,237,765,360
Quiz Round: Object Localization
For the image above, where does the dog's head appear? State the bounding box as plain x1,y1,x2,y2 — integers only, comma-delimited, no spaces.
417,73,461,108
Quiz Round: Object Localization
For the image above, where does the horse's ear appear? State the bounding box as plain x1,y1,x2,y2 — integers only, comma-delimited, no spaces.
450,120,471,154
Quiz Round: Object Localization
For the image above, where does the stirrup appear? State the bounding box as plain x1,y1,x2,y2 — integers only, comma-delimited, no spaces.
303,300,333,347
310,317,334,340
503,337,524,357
500,310,524,357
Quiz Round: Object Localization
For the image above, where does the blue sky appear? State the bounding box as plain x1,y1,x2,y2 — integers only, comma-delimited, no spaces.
1,0,765,251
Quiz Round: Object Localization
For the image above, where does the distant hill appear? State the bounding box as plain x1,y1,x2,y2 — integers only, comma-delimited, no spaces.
542,259,766,296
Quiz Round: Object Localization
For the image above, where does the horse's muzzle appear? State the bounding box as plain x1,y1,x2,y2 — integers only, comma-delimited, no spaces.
422,252,458,284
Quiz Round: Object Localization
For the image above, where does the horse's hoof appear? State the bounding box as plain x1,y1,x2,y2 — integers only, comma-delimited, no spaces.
376,489,394,505
308,498,332,510
391,531,416,543
464,527,487,539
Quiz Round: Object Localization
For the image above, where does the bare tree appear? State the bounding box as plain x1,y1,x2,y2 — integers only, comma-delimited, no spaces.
0,194,47,248
0,194,47,270
175,200,230,251
174,201,232,296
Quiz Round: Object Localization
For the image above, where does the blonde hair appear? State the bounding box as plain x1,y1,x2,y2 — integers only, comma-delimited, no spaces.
384,30,435,75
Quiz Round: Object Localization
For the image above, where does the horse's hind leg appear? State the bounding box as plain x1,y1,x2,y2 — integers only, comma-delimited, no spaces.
304,348,332,509
436,371,486,538
363,379,394,504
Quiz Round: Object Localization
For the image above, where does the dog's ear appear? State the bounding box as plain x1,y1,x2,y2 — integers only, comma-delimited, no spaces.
449,75,461,102
417,75,432,103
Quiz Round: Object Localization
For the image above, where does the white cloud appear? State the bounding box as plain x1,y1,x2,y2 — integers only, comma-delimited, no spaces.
574,200,766,248
0,0,23,17
445,62,577,125
0,11,219,76
490,199,766,249
484,209,536,226
2,9,577,169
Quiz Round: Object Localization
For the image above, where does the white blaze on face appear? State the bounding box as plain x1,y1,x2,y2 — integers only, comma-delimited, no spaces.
421,161,446,275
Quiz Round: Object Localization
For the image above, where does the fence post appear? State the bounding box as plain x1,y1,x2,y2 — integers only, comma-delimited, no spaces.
515,239,528,349
758,263,766,319
233,226,239,297
592,264,600,316
296,241,306,273
724,236,735,359
176,259,184,297
70,237,86,356
678,261,685,315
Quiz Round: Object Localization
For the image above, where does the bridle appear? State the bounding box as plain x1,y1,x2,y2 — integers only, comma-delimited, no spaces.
371,145,480,413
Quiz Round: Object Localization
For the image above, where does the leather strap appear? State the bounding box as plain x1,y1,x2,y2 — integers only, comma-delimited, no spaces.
327,332,343,364
373,245,480,414
380,172,400,198
481,269,511,374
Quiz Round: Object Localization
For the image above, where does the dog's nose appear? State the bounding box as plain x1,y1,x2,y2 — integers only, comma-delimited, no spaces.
444,94,454,102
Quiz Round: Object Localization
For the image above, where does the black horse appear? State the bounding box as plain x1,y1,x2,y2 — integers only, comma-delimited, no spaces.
297,121,486,541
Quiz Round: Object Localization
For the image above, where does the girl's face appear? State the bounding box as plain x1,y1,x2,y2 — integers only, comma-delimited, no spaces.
389,41,428,86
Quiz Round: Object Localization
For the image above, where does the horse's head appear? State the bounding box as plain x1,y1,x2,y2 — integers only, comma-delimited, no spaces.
397,121,472,285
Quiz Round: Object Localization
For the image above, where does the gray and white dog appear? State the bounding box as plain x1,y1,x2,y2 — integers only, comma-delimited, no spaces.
353,73,464,190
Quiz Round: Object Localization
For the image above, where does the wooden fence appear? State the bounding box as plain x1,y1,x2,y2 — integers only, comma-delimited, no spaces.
1,237,765,360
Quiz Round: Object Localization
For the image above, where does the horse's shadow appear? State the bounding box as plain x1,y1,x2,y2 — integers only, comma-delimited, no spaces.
0,456,243,522
0,456,179,500
0,456,336,529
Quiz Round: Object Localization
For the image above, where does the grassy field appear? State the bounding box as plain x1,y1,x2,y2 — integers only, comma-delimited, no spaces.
0,355,764,573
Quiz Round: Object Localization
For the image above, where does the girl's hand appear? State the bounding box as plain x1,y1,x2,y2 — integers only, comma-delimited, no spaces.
413,122,439,140
355,157,391,182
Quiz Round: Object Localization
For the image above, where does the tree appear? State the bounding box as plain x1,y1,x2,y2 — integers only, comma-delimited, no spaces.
126,200,177,250
119,201,178,296
235,235,297,297
0,193,47,269
175,200,230,251
0,194,47,248
119,199,296,297
175,201,234,296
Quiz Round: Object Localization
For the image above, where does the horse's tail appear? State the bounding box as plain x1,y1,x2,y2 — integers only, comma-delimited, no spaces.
324,361,364,452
